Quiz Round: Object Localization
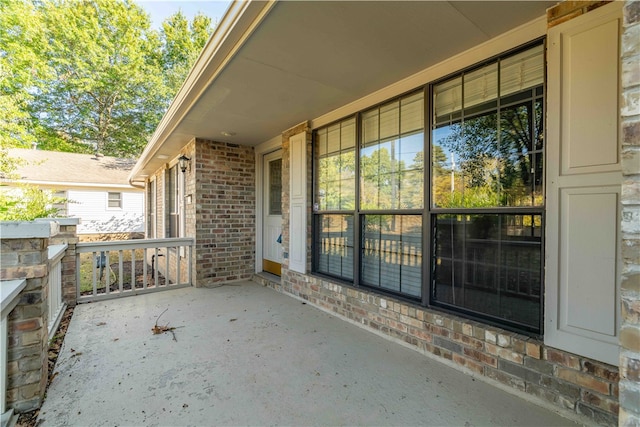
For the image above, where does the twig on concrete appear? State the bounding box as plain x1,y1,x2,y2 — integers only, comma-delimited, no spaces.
152,308,178,341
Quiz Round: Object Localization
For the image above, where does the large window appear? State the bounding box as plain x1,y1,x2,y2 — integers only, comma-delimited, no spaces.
359,92,424,297
431,43,544,333
314,117,356,280
312,42,544,334
314,92,424,299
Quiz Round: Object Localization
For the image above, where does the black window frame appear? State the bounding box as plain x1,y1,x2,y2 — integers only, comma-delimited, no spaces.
311,39,545,336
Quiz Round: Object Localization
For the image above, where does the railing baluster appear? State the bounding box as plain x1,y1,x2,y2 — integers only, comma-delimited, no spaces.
188,244,192,285
47,244,67,340
131,249,135,291
92,252,98,296
105,252,111,295
75,238,195,302
118,250,124,293
142,248,148,290
154,247,159,289
176,246,180,286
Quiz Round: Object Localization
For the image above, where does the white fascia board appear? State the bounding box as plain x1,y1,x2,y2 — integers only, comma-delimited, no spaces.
2,179,142,191
129,0,277,184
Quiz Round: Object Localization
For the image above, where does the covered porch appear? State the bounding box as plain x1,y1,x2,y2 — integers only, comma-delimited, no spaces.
37,281,577,426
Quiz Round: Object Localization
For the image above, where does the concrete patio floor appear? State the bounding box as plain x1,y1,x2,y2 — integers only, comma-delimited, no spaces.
38,281,579,426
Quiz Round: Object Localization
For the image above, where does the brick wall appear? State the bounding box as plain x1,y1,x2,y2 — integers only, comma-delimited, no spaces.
193,138,255,285
547,0,613,27
620,1,640,425
1,225,52,412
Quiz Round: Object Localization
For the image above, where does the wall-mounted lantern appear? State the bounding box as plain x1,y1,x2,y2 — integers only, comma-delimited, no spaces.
178,155,191,173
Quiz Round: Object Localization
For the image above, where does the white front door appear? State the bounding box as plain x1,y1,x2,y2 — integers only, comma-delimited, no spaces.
263,150,282,275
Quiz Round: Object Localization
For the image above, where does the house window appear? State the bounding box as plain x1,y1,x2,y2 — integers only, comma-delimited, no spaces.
167,166,179,237
431,43,544,333
314,117,356,280
313,91,425,297
166,164,185,238
360,92,424,297
107,192,122,209
312,42,544,334
147,179,156,238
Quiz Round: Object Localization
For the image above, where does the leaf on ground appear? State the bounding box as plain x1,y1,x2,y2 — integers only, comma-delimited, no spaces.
152,309,180,341
229,318,237,322
151,325,177,341
96,322,106,326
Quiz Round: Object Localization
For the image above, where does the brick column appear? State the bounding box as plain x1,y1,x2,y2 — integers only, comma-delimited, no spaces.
0,221,57,412
620,2,640,425
193,139,255,286
37,218,80,306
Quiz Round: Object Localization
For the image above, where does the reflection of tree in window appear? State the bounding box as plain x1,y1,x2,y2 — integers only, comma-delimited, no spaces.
433,90,543,207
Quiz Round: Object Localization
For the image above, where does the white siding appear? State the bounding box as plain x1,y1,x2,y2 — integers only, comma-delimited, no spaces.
67,190,144,234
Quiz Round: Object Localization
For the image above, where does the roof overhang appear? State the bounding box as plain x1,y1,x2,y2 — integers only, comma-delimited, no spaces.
130,0,557,183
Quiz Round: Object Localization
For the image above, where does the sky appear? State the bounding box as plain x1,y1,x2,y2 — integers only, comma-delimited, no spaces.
136,0,232,28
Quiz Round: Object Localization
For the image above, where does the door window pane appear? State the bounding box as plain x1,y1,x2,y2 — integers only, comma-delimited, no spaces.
269,159,282,215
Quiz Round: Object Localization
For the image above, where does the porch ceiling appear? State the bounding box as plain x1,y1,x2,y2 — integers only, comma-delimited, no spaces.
132,0,556,181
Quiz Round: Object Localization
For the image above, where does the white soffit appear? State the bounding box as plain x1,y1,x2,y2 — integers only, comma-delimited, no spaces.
133,0,556,180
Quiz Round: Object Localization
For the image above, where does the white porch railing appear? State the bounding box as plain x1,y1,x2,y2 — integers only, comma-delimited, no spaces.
48,244,67,341
76,238,195,303
1,279,27,427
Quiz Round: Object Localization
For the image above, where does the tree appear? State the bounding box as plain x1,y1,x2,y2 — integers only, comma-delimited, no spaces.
435,100,543,208
0,0,49,149
1,0,214,158
29,0,166,157
0,186,65,220
158,11,212,99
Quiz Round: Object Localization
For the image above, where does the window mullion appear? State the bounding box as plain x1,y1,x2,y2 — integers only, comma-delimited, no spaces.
353,112,362,287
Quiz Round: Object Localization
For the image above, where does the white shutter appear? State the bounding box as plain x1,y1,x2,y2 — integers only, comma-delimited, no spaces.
289,132,307,273
545,1,622,365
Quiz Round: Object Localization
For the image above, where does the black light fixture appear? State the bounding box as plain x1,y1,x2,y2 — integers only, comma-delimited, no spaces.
178,155,190,173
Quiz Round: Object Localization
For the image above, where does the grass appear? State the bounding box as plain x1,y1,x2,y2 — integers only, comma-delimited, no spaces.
78,249,146,293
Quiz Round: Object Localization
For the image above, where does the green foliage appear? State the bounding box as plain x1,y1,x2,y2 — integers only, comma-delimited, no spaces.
0,185,66,220
0,0,213,157
0,0,49,148
436,186,502,209
159,11,212,97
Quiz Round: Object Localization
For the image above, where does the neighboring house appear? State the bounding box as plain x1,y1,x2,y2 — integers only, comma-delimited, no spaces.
129,1,639,424
4,148,144,236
